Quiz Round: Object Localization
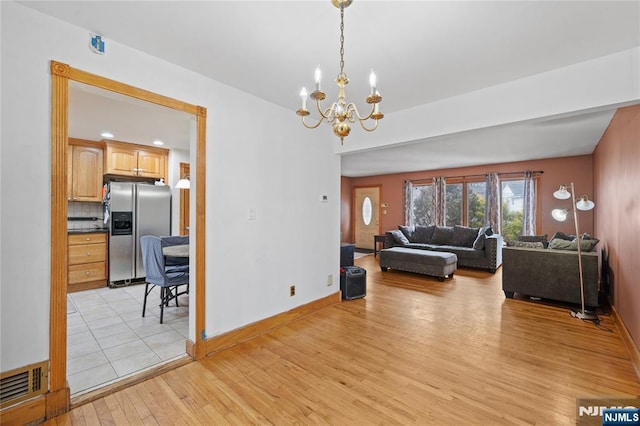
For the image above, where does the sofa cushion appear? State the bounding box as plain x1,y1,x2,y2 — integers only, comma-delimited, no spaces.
429,245,485,259
389,230,410,245
430,226,454,245
517,234,549,248
413,225,435,243
398,225,415,242
574,234,599,246
550,231,575,241
508,241,545,249
404,243,430,250
472,226,493,250
452,225,479,247
548,238,598,252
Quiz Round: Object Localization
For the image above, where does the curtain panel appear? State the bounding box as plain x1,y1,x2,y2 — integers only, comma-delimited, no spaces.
403,180,412,225
522,171,537,235
485,172,502,234
433,176,446,226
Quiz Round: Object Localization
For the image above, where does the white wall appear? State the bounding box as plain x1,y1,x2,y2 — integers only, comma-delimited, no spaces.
0,1,340,371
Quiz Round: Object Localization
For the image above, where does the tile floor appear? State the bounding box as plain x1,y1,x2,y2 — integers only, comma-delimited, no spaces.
67,284,189,396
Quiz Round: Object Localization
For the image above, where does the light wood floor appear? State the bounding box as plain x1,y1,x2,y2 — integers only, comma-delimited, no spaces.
46,254,640,425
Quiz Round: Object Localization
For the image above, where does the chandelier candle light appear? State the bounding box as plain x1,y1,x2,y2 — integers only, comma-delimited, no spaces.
551,182,597,321
296,0,383,144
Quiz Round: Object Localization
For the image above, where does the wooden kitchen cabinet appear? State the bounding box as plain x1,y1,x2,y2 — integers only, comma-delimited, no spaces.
104,140,168,180
67,232,108,293
68,139,104,202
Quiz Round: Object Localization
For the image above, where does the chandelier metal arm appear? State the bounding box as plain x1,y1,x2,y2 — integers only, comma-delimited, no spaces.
349,102,376,122
300,114,326,129
358,118,380,132
316,98,334,121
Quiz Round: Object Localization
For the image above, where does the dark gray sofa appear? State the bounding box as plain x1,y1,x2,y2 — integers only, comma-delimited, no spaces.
384,225,503,272
502,246,599,307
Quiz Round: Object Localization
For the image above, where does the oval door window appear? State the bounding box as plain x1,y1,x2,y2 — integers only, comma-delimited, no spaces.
362,196,373,225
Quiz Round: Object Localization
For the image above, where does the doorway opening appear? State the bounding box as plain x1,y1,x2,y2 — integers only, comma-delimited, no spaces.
49,61,206,413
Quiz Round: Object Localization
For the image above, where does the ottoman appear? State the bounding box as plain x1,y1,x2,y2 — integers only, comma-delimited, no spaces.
380,247,457,281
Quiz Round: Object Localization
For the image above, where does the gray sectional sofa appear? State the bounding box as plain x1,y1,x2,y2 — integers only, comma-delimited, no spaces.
502,245,599,308
384,225,503,272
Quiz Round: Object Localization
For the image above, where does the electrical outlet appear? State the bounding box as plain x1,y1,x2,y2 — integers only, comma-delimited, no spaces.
327,274,333,286
290,285,295,296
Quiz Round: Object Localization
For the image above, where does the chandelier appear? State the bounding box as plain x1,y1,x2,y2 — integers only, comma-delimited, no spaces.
296,0,383,144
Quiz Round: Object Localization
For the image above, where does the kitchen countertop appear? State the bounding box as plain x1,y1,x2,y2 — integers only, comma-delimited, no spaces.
68,228,109,234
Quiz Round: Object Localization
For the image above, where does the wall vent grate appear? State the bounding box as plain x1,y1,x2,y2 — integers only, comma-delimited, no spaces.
0,361,48,409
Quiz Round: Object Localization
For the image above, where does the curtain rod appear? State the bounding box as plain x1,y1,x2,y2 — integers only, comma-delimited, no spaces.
408,170,544,184
460,170,544,179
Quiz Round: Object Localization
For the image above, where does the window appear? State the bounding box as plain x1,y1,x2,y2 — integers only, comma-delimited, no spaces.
446,181,486,227
445,183,462,226
362,196,373,225
410,180,486,227
410,184,433,226
501,179,524,241
408,174,536,234
466,181,486,228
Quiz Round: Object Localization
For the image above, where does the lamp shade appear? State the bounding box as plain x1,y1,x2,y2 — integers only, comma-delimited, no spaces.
551,208,568,221
576,196,595,211
553,185,571,200
175,177,190,189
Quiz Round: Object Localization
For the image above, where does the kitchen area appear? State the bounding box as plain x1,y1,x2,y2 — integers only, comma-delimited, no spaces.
66,95,193,394
67,138,179,292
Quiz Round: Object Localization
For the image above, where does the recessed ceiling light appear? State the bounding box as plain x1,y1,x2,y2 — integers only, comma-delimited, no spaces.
153,140,164,146
101,131,114,138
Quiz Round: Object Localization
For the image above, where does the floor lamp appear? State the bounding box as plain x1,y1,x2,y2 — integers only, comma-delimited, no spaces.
551,182,597,321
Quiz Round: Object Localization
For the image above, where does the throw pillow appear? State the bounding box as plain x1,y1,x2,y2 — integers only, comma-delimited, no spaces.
548,238,598,252
472,226,493,250
510,241,545,249
430,226,454,245
578,233,597,241
517,234,549,248
413,225,435,244
390,230,410,245
398,225,415,242
572,235,600,251
550,231,575,241
452,225,479,247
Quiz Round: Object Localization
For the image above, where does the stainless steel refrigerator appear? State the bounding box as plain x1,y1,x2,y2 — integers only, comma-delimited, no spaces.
108,182,171,284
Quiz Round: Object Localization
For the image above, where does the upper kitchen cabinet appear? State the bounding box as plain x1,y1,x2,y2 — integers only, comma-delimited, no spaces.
68,138,104,202
104,140,168,180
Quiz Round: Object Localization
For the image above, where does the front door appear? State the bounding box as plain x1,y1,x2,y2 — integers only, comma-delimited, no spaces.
354,186,380,250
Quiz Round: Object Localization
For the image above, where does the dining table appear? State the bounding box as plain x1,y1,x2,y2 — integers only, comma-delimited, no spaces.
162,244,189,258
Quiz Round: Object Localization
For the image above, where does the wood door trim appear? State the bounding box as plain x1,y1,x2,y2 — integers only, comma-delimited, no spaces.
49,62,69,418
351,185,382,244
49,60,207,417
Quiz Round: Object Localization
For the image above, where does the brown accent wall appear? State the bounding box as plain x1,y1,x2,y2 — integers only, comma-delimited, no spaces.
593,104,640,348
340,176,353,243
342,155,593,238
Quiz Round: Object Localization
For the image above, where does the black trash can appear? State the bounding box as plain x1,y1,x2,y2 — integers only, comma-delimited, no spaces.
340,266,366,300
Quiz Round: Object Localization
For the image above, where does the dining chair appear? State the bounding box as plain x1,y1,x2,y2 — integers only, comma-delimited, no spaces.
140,235,190,324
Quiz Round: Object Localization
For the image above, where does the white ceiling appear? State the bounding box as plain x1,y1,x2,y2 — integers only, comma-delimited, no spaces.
23,0,640,176
69,81,193,150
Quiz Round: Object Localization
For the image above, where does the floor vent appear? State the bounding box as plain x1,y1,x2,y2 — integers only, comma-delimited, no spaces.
0,361,48,409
